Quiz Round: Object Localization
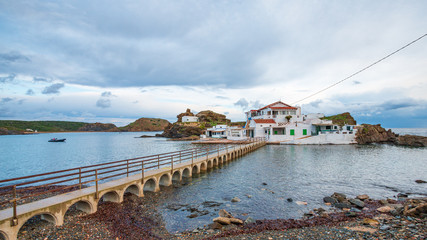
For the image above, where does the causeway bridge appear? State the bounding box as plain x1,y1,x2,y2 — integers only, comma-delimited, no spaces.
0,139,265,240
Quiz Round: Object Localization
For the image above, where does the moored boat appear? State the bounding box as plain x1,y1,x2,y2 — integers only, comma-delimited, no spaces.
48,138,66,142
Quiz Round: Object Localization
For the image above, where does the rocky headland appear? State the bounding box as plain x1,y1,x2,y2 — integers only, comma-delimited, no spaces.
159,109,230,139
77,122,120,132
120,117,170,132
356,124,427,147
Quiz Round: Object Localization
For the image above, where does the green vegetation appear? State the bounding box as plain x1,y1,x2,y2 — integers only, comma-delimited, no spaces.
321,112,357,126
0,120,88,132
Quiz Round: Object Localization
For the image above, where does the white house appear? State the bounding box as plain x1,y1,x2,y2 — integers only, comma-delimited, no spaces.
244,101,358,144
205,125,228,138
182,116,198,123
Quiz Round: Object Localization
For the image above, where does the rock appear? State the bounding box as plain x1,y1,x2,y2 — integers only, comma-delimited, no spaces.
219,209,233,218
404,203,427,217
379,224,391,231
177,108,195,122
213,217,231,225
345,212,358,217
325,202,331,206
287,198,293,202
244,217,255,225
192,229,199,233
323,197,337,204
331,193,347,203
210,222,223,230
262,182,267,185
187,213,199,218
356,194,370,201
349,198,365,208
334,203,352,209
362,218,379,226
379,199,388,205
206,229,215,233
229,218,243,225
397,193,408,198
231,197,241,203
296,201,308,205
415,179,427,184
377,206,393,213
202,201,222,208
246,194,252,198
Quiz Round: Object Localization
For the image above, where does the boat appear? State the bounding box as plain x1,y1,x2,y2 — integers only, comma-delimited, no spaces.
48,138,66,142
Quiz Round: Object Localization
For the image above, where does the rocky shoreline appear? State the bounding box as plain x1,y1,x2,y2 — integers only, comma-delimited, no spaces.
15,188,426,239
356,124,427,147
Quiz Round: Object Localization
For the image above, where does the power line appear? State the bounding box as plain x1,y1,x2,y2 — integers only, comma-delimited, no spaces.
292,33,427,105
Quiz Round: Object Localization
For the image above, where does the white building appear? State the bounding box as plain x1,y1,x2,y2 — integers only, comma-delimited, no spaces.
182,116,198,123
205,125,228,138
244,101,358,144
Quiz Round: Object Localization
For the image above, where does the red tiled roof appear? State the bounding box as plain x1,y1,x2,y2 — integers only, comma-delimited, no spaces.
270,106,297,110
254,119,276,124
258,101,297,111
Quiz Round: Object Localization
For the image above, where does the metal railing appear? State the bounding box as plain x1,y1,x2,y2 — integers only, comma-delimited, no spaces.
0,138,264,223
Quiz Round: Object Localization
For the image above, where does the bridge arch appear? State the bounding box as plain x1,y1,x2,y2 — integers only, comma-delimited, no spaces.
192,165,199,175
172,170,181,182
0,230,7,240
18,212,58,237
143,178,157,192
99,191,121,203
159,173,171,187
207,160,213,169
124,184,140,197
182,167,191,178
200,162,207,172
66,199,94,215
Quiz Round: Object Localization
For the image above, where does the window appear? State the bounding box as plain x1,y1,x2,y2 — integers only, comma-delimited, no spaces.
290,129,295,135
326,126,331,130
303,129,307,135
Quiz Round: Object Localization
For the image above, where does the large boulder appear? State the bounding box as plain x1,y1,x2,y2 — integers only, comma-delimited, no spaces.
397,135,427,147
356,124,427,147
159,123,204,138
196,110,230,125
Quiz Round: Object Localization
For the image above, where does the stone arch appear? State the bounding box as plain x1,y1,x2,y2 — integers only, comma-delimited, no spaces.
182,167,191,178
213,158,218,166
159,173,171,187
0,230,8,240
192,165,199,175
66,199,94,215
124,184,140,197
99,191,120,203
207,160,213,169
143,178,157,192
218,156,223,165
172,170,181,182
200,162,207,172
18,212,58,237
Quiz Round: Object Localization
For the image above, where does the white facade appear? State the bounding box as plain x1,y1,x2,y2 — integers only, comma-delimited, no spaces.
182,116,198,123
205,125,227,138
244,101,358,144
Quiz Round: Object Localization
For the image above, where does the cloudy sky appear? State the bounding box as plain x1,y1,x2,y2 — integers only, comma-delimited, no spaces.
1,1,426,127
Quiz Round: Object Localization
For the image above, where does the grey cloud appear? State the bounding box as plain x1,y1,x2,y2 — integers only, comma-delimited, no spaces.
0,107,13,117
0,51,30,63
216,96,229,100
0,74,16,83
378,99,422,111
96,98,111,108
42,83,65,94
33,77,51,82
250,100,264,110
1,97,14,104
307,99,323,108
101,91,115,97
223,112,229,115
353,81,361,85
26,89,35,95
234,98,249,109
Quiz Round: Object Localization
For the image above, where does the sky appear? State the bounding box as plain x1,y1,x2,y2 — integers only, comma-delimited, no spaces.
1,0,426,128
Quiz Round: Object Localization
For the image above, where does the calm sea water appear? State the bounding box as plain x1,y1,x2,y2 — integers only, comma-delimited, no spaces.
1,130,426,232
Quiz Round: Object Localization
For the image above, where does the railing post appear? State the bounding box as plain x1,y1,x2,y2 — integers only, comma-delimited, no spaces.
206,148,209,160
158,155,160,169
217,146,219,157
127,160,129,177
192,151,194,166
79,168,82,190
11,185,18,226
180,151,182,163
95,170,99,199
141,161,144,184
171,156,174,174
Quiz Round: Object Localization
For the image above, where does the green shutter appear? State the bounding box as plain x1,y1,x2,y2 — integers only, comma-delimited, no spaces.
274,131,278,135
303,129,307,135
290,129,294,135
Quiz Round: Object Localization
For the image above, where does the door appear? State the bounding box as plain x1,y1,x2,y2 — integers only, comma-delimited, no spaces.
290,129,295,136
303,129,307,135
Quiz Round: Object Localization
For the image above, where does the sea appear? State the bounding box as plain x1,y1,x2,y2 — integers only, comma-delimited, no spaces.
0,128,426,232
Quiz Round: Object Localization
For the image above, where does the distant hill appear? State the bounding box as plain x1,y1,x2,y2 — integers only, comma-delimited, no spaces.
120,118,170,132
321,112,357,126
0,120,88,133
